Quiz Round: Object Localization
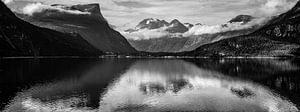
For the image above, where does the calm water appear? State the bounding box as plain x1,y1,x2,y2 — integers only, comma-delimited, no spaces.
0,58,300,112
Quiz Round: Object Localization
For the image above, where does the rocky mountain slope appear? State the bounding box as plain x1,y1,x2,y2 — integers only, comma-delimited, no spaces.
17,3,136,54
0,1,102,56
185,1,300,57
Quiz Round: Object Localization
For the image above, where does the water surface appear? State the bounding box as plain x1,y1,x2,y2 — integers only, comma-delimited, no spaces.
0,58,299,112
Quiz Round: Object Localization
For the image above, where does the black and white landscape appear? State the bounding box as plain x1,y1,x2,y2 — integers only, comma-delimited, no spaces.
0,0,300,112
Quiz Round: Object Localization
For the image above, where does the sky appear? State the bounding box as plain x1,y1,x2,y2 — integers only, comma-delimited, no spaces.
3,0,299,28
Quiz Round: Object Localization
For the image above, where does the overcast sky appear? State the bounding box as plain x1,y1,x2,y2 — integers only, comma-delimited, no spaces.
3,0,298,27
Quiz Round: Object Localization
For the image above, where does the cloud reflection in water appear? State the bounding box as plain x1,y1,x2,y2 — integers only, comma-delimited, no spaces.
4,60,299,112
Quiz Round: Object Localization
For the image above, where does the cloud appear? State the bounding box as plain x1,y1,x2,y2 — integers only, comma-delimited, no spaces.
22,2,91,16
250,0,298,17
121,27,169,40
121,26,183,40
183,18,269,36
2,0,13,4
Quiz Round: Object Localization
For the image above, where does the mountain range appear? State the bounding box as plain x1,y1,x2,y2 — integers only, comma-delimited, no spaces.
126,16,259,53
16,3,136,54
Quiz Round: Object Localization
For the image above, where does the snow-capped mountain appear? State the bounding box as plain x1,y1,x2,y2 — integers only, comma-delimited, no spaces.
166,19,189,33
135,18,169,30
126,16,261,52
127,18,189,34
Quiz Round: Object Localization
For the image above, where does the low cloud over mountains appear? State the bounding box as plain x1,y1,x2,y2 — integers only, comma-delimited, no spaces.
122,16,267,40
22,3,91,16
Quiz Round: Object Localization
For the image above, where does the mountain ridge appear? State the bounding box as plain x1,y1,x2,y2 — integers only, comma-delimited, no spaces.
17,3,137,54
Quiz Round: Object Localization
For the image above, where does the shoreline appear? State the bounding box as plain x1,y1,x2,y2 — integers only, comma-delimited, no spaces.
1,56,299,59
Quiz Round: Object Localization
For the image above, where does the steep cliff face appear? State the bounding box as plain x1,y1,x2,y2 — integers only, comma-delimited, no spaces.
18,3,137,54
0,1,102,56
187,1,300,57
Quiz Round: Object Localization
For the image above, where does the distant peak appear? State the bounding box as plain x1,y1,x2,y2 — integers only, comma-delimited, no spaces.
51,4,66,7
135,18,169,29
143,18,161,23
70,3,101,14
195,23,202,26
145,18,158,20
170,19,181,23
166,19,188,33
229,15,254,24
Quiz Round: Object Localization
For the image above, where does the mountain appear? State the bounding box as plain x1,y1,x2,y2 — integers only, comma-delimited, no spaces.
126,18,190,52
17,3,136,54
185,1,300,57
0,1,102,56
127,17,259,52
166,19,189,33
135,18,169,30
128,18,189,33
229,15,255,24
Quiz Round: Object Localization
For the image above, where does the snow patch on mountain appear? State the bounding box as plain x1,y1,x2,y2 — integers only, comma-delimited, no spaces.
146,18,159,24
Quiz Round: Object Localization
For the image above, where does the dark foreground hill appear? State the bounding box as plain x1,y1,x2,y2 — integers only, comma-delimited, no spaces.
0,1,102,56
18,3,136,54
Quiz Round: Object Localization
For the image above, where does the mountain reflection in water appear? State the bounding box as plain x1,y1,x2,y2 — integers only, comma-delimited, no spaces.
1,58,299,112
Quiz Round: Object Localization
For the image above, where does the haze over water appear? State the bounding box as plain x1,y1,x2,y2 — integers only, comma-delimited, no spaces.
0,58,299,112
